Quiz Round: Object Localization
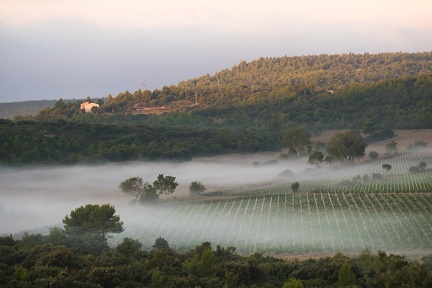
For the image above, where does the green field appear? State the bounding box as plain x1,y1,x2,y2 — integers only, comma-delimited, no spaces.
111,149,432,254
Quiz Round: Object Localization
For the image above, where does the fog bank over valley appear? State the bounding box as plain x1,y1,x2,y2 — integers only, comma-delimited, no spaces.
0,153,308,235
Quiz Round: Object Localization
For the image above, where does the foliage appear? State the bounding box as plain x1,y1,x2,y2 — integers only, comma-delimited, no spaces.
189,181,206,195
364,128,395,143
119,174,178,203
119,177,144,201
307,151,324,167
409,161,428,173
1,216,432,288
385,140,398,156
283,277,304,288
408,141,428,151
140,184,160,203
327,130,367,163
153,174,179,198
62,204,124,242
3,53,432,166
0,120,280,165
360,251,432,288
282,127,311,157
0,100,56,119
290,182,300,192
153,237,170,250
368,151,379,160
116,237,143,256
338,260,356,287
382,163,392,172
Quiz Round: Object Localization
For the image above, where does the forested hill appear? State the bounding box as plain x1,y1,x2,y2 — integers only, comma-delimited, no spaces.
0,100,55,119
6,51,432,121
2,52,432,164
172,51,432,106
97,51,432,125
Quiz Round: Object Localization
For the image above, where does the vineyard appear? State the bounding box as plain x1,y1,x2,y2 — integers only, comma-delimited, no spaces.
111,149,432,254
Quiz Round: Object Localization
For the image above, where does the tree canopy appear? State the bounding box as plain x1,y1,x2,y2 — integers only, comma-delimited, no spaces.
282,127,311,156
62,204,124,241
308,151,324,167
119,177,144,201
153,174,179,198
119,174,179,203
327,130,367,163
189,181,206,195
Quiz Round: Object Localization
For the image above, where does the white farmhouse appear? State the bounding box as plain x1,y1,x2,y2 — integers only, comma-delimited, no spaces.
80,102,99,113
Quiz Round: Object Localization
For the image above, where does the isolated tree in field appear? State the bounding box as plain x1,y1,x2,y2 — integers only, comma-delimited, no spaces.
153,174,179,198
189,181,206,195
409,161,428,173
62,204,123,241
291,182,300,192
119,177,144,201
382,163,392,174
385,140,398,156
282,127,311,157
327,130,367,163
369,151,379,160
119,174,178,202
308,151,324,167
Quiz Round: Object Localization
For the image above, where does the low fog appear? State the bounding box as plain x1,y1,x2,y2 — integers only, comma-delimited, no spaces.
0,153,310,236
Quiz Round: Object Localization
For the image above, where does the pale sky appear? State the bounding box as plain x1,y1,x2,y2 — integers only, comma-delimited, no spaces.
1,0,431,102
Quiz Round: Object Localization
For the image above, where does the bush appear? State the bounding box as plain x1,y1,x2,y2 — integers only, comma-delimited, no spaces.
407,141,428,151
189,181,206,195
291,182,300,192
409,162,427,173
369,151,379,160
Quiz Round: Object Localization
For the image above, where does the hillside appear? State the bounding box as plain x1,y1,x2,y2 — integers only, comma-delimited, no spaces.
97,52,432,113
0,100,55,119
2,51,432,164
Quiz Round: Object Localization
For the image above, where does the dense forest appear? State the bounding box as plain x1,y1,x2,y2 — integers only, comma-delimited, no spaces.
1,226,431,287
0,100,55,119
2,52,432,164
0,119,279,165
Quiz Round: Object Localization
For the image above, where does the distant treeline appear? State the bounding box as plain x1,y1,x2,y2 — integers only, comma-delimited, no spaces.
18,73,432,131
0,100,55,119
0,120,280,165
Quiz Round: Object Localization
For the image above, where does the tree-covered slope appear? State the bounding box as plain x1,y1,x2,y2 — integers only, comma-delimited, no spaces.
0,100,56,119
3,52,432,164
152,51,432,107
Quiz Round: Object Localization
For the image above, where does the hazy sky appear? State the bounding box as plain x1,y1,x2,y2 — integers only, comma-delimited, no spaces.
1,0,431,102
